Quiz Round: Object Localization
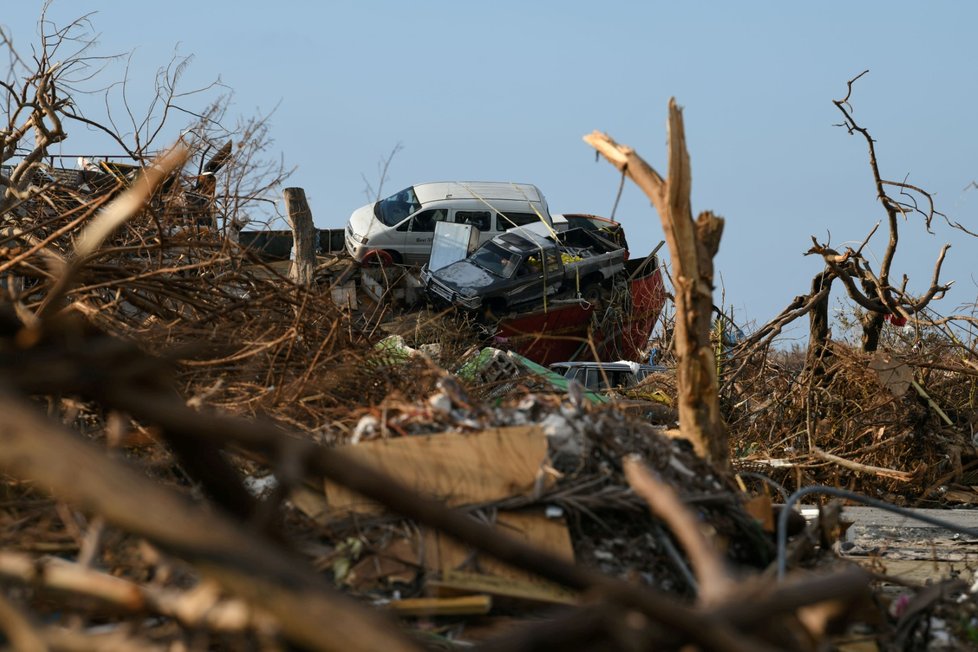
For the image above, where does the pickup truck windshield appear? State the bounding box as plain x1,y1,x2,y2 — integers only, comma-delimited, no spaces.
375,187,421,227
470,242,521,278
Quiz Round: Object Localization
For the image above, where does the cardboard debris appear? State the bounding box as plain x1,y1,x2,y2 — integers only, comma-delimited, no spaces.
423,510,577,605
322,426,575,606
324,425,551,515
868,351,913,398
346,537,420,589
743,493,775,533
289,485,330,525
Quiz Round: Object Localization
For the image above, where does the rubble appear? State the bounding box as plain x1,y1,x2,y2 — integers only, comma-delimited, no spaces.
4,29,978,650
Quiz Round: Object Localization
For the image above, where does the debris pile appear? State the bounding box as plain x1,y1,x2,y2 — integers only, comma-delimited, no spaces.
2,156,976,649
726,341,978,504
0,297,868,651
3,31,978,648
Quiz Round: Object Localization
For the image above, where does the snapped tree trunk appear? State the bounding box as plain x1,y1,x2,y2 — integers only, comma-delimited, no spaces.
585,99,728,471
284,187,316,286
859,276,885,352
804,270,833,379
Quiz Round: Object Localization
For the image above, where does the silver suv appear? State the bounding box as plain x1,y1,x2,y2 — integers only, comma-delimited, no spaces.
549,361,664,392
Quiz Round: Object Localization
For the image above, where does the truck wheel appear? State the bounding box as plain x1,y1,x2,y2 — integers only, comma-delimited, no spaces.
582,280,603,305
484,299,506,321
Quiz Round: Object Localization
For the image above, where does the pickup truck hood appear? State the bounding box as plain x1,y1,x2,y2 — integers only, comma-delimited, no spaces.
432,260,497,293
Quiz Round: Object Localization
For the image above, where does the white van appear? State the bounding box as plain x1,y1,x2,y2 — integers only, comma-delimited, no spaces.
344,181,553,265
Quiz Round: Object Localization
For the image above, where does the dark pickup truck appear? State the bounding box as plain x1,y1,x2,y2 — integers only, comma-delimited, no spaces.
420,226,626,316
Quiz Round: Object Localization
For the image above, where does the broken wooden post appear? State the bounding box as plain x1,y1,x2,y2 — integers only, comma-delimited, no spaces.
585,99,729,471
284,187,316,286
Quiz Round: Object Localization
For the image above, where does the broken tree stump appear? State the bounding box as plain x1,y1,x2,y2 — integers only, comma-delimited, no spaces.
585,99,729,471
284,187,316,286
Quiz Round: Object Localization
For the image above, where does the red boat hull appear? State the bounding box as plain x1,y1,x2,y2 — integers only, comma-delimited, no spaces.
495,258,666,366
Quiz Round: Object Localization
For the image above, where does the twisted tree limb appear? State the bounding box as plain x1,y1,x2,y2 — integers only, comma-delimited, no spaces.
829,72,956,350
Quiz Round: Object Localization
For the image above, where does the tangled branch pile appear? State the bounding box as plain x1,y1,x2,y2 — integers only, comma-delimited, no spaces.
3,12,978,652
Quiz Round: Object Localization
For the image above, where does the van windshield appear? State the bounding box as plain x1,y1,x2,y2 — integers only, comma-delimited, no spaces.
375,187,421,227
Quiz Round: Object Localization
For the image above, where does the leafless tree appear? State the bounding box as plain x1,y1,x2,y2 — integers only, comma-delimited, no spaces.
735,72,972,379
0,4,89,215
0,6,292,258
809,70,959,353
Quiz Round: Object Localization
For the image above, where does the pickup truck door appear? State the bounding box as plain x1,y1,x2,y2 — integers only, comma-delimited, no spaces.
506,251,561,308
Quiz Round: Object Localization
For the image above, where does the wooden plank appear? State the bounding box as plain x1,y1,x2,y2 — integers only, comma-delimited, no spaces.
387,595,492,617
431,511,574,578
324,426,549,516
427,570,577,606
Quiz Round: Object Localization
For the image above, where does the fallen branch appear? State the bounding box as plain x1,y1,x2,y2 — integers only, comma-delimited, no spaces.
0,552,274,634
0,592,46,652
910,379,954,426
810,448,914,482
0,391,422,652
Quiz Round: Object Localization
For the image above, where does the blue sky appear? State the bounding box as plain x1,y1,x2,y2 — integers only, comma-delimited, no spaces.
5,1,978,332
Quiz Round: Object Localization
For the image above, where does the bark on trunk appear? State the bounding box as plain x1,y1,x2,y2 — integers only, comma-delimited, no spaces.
859,279,884,352
284,187,316,286
804,270,833,378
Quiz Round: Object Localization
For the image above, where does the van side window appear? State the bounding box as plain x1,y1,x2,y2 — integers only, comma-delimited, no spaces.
410,209,449,232
455,211,491,231
496,212,541,231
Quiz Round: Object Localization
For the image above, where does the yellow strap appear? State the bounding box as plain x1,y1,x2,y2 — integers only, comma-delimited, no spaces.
459,183,558,239
509,182,559,239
